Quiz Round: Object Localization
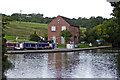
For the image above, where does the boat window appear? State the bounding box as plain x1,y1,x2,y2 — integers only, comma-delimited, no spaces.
11,44,13,46
28,44,31,47
35,44,37,47
39,44,42,47
33,44,35,47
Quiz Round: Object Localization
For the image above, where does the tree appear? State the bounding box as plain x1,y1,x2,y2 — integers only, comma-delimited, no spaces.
102,18,120,47
44,33,48,40
10,13,20,21
29,31,40,42
79,29,85,42
108,2,120,47
111,2,120,22
87,36,96,43
61,30,72,44
2,16,12,80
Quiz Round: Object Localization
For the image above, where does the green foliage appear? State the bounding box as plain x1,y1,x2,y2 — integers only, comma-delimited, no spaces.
10,13,53,24
44,33,48,40
111,2,120,20
29,31,40,42
87,36,96,43
72,16,106,28
58,44,66,48
2,16,12,32
2,16,12,80
102,18,120,47
84,28,97,44
10,13,20,21
79,27,86,41
18,41,38,43
58,43,90,48
92,24,109,40
4,35,28,40
75,43,89,48
84,17,120,47
61,30,72,43
110,2,120,47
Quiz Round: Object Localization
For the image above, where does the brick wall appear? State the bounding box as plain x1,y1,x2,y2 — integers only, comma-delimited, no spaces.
48,16,79,44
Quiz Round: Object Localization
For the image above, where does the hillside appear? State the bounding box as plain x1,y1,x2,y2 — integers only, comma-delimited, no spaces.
5,21,48,37
4,21,86,41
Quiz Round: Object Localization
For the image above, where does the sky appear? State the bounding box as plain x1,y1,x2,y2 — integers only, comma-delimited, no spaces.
0,0,113,19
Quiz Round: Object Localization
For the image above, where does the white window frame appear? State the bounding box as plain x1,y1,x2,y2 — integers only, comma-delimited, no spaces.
51,26,56,31
61,26,66,31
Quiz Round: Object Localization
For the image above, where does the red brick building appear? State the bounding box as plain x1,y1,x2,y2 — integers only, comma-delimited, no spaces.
48,16,79,44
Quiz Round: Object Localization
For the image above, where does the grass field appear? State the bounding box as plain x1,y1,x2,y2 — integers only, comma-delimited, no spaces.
58,43,89,48
5,21,48,38
4,35,28,40
11,21,48,29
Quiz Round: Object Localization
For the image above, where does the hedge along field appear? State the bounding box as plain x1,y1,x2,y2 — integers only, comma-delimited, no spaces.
5,21,48,38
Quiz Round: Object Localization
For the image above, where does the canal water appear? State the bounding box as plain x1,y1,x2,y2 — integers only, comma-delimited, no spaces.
5,48,120,78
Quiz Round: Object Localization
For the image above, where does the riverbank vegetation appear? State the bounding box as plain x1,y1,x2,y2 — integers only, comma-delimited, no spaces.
58,43,90,48
83,2,120,47
2,16,12,80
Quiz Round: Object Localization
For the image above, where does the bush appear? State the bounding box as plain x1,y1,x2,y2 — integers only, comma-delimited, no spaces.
29,31,40,42
58,44,66,48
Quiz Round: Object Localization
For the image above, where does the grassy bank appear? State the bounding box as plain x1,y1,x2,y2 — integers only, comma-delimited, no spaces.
4,35,28,40
57,43,89,48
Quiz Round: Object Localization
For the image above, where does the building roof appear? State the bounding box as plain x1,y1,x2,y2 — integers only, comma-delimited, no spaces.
60,16,79,27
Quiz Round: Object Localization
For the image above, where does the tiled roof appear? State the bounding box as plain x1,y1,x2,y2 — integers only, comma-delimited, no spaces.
60,16,79,27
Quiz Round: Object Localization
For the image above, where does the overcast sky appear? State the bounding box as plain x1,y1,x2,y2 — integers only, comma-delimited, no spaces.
0,0,113,19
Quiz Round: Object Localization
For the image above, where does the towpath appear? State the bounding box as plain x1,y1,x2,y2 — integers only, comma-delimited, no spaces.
7,46,112,54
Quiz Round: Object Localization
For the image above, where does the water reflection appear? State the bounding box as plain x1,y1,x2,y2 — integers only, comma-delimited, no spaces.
6,49,119,78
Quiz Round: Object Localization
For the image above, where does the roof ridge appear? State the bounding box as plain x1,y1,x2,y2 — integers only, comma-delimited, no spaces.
58,15,79,27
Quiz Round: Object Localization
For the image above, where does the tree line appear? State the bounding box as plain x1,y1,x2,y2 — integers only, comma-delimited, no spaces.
2,13,54,24
2,13,107,28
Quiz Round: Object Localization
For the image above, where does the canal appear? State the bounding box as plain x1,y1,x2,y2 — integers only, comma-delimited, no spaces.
5,48,120,78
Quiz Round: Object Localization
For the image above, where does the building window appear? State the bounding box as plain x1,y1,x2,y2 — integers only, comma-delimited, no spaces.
57,19,60,21
61,26,66,31
52,36,56,43
51,26,56,31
